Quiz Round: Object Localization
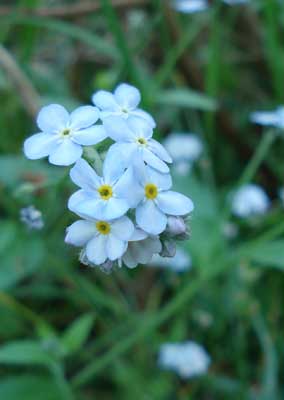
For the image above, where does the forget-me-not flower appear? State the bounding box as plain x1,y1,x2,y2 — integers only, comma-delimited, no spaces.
20,205,44,230
68,155,141,221
232,184,270,218
92,83,155,128
158,341,210,378
250,106,284,129
121,228,162,269
65,216,134,265
24,104,106,166
172,0,249,13
163,132,203,175
135,164,194,235
103,116,172,173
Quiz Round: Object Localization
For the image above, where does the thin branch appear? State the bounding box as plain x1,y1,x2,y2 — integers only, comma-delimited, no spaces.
0,45,40,117
0,0,149,19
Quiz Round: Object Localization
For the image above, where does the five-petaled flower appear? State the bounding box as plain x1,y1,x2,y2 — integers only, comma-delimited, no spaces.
103,115,172,173
68,155,141,221
135,164,194,235
92,83,155,128
24,104,106,166
65,216,134,265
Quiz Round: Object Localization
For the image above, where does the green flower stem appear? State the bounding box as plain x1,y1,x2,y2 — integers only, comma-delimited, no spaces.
238,129,276,187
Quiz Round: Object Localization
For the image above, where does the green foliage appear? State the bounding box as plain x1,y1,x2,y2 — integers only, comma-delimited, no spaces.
0,0,284,399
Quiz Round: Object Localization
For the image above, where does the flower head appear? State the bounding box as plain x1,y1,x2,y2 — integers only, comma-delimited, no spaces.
158,341,210,378
121,228,162,269
20,205,44,230
135,165,194,235
65,216,134,265
250,106,284,129
103,116,172,173
172,0,208,13
232,184,270,218
163,132,203,175
68,154,141,221
92,83,155,128
24,104,106,166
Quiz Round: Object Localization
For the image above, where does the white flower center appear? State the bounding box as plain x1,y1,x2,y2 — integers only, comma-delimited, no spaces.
98,184,113,200
136,137,147,146
60,128,72,138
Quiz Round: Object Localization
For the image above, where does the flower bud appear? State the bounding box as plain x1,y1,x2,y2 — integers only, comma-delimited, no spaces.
160,239,176,258
99,260,114,274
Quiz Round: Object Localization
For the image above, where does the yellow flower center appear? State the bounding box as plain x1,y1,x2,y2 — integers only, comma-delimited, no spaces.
96,221,111,235
137,137,147,146
98,185,113,200
61,128,71,137
145,183,158,200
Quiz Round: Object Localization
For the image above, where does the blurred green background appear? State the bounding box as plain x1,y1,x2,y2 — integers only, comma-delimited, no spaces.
1,0,284,399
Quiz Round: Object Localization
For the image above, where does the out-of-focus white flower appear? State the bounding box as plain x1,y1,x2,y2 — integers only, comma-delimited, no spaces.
232,184,270,218
172,0,249,14
172,0,208,13
20,205,44,230
135,165,194,235
24,104,106,166
68,155,141,221
65,216,134,265
92,83,155,128
150,247,191,272
103,116,172,173
122,228,162,269
250,106,284,129
158,341,210,378
163,133,203,175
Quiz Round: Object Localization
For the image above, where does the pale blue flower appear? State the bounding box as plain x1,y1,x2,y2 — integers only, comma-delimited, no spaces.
24,104,106,166
163,132,203,175
232,184,270,218
92,83,156,128
250,106,284,129
172,0,249,13
158,341,210,378
150,247,191,272
68,154,141,221
121,228,162,268
65,216,134,265
135,165,194,235
20,205,44,230
103,116,172,173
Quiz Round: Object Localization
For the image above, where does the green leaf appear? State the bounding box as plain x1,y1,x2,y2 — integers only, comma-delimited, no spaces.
0,340,55,367
245,240,284,269
156,89,218,111
0,375,65,400
61,313,95,356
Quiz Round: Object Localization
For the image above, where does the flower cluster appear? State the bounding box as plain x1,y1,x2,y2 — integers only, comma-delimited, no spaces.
24,83,194,272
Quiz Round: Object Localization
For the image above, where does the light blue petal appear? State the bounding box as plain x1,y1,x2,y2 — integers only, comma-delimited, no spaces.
111,216,134,241
72,125,107,145
114,83,141,110
68,190,96,215
69,106,99,130
100,198,129,220
86,235,108,265
48,139,82,166
37,104,69,133
145,166,172,191
142,148,169,173
148,139,172,163
70,158,101,190
250,110,280,127
65,220,97,246
103,116,135,142
92,90,118,111
114,167,144,207
156,191,194,215
132,109,156,128
24,132,59,160
136,200,167,235
103,146,128,184
106,235,127,261
127,116,153,139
